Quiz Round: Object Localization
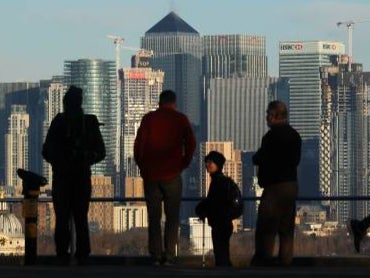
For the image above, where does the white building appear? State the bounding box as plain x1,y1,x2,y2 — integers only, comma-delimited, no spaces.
120,52,164,177
182,217,212,255
5,105,29,196
113,204,148,233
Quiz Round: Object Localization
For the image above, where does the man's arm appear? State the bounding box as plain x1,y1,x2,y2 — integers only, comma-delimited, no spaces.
42,114,61,164
90,115,106,164
134,114,149,168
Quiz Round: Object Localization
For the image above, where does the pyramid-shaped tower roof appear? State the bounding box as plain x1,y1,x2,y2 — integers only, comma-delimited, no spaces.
146,11,199,34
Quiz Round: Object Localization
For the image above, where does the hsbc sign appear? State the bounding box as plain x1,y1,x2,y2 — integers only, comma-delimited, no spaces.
280,44,303,51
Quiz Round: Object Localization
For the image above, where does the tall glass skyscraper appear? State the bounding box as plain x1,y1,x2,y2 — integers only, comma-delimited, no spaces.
279,41,345,196
141,11,202,126
203,34,267,78
64,59,116,177
321,57,370,223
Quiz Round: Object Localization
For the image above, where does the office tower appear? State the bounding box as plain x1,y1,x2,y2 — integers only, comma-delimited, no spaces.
320,55,370,223
203,34,267,78
279,41,345,196
5,105,29,196
205,77,286,151
40,76,65,190
120,52,164,179
141,11,202,126
113,204,148,233
0,82,40,182
64,59,116,179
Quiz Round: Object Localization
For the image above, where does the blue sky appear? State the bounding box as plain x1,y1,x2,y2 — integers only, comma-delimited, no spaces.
1,0,370,82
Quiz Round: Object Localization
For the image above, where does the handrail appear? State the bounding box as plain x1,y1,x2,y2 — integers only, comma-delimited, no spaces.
2,195,370,203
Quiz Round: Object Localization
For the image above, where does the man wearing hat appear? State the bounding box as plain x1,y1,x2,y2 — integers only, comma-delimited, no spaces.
42,85,106,265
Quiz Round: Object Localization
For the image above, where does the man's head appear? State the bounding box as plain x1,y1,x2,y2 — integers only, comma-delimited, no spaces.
266,100,288,127
205,151,226,174
159,90,176,108
63,85,83,112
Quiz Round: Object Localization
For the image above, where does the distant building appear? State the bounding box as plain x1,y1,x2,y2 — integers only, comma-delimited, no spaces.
120,51,164,179
181,217,212,255
5,105,29,196
279,41,345,197
204,77,285,151
320,55,370,223
40,76,65,191
0,82,39,183
64,59,117,179
113,204,148,233
202,34,267,79
141,11,202,126
296,205,327,224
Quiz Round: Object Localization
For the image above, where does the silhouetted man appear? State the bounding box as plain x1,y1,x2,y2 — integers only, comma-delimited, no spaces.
251,101,301,266
42,85,105,265
134,90,196,266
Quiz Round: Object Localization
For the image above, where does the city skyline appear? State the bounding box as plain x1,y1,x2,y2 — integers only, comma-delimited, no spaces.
1,0,370,82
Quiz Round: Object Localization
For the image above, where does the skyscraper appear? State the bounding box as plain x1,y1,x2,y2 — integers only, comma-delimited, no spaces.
120,52,164,179
279,41,345,196
64,59,116,178
41,76,65,190
5,105,29,196
205,77,286,151
141,11,202,126
203,34,267,79
320,55,370,223
0,82,39,183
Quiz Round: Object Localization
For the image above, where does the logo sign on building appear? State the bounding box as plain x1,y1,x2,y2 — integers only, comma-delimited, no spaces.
129,72,145,79
137,57,150,68
280,43,304,51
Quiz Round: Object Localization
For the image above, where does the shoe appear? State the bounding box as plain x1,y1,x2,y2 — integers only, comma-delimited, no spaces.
349,219,366,253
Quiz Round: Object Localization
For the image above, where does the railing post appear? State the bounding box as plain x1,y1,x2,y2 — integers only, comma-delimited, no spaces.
17,169,47,265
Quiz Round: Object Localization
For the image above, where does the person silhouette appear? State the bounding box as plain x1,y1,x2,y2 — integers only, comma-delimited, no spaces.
42,85,105,265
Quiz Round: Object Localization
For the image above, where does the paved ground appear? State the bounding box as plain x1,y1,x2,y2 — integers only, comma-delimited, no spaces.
1,265,370,278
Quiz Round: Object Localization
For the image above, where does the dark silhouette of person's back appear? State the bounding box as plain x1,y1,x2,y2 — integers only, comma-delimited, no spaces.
42,85,105,265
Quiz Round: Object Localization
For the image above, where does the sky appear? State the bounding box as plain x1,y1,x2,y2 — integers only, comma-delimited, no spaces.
0,0,370,82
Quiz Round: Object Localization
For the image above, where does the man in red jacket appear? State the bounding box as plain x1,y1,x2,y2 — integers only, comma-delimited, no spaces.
134,90,196,266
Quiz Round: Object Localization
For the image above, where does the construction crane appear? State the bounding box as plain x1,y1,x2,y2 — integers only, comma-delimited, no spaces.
336,20,370,71
107,34,154,192
107,34,124,192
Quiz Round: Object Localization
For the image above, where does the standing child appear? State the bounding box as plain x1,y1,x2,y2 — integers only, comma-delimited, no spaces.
195,151,233,267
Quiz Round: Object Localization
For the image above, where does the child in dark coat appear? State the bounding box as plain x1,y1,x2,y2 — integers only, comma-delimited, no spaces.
195,151,233,267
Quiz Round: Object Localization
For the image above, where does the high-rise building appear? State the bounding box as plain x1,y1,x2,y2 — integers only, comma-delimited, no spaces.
120,52,164,179
64,59,116,178
5,105,29,196
203,34,267,78
320,55,370,223
0,82,40,182
205,77,287,151
141,11,202,126
40,76,65,191
279,41,345,197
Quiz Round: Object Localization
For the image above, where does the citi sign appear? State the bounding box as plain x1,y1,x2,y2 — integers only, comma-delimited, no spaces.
280,44,303,51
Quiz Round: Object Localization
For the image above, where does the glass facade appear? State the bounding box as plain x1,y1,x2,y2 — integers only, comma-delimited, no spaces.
64,59,116,177
141,12,202,126
203,34,267,78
